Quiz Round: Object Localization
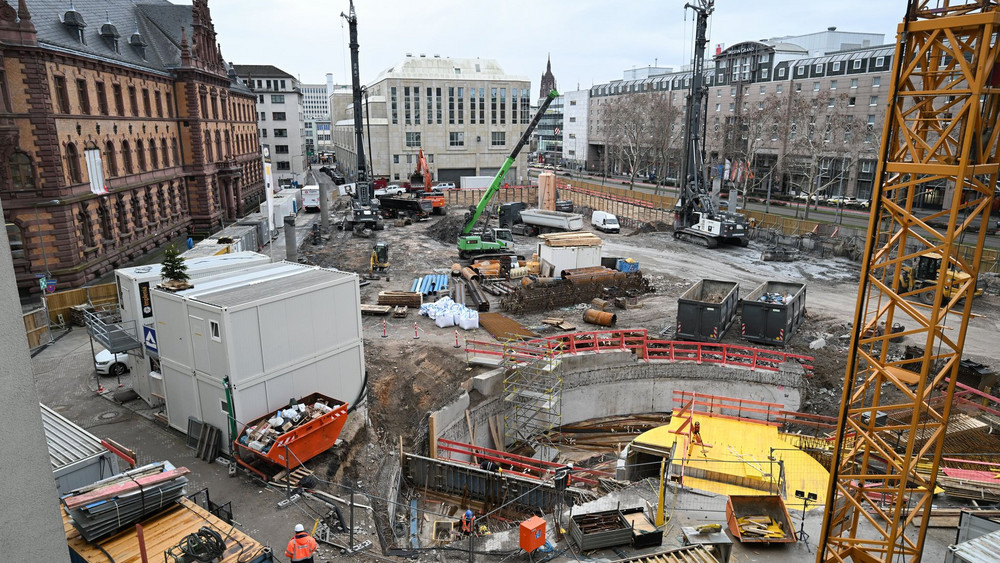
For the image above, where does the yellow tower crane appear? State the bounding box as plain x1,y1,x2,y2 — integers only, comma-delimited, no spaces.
819,1,1000,562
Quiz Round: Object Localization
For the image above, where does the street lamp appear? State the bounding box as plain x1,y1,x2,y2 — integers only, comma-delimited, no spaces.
33,199,60,279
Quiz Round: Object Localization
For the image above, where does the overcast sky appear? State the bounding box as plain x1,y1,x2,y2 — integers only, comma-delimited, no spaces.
197,0,904,95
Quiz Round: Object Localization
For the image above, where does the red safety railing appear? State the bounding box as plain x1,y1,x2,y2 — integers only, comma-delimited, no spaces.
465,329,814,376
435,438,610,486
673,390,784,426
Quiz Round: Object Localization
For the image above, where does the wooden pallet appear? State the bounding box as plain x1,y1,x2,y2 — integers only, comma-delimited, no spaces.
393,306,408,318
361,304,392,316
270,467,315,488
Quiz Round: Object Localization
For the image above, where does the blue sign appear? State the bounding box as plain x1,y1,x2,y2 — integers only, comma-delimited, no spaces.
143,326,158,354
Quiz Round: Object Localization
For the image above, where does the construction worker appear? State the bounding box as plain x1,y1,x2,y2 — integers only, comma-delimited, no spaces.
285,523,318,563
460,509,476,536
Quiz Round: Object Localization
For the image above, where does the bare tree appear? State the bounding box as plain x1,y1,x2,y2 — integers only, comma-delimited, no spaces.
601,93,655,189
648,95,683,192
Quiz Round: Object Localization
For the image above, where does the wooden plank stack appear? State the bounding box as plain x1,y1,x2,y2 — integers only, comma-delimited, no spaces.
361,304,392,316
62,462,191,541
377,291,422,308
538,232,603,247
736,516,786,539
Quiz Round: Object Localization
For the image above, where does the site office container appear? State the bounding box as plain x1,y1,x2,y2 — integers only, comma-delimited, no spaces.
676,279,740,342
740,281,807,346
115,252,272,406
150,263,365,452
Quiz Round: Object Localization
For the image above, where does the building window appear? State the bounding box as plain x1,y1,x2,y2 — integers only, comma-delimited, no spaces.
149,138,158,168
830,80,837,90
853,59,862,70
154,91,163,116
136,140,147,170
776,84,783,94
795,83,801,92
122,141,133,174
142,88,151,116
448,87,455,124
833,61,841,72
404,86,411,125
715,103,721,112
274,129,287,137
847,96,856,107
813,82,820,91
276,161,290,170
271,94,284,103
112,83,124,115
54,76,70,113
828,98,835,107
491,132,505,146
873,76,881,87
393,154,399,164
76,79,91,114
161,139,169,166
458,87,464,125
272,112,286,121
260,129,267,138
761,69,769,79
758,101,764,110
436,88,443,124
875,56,885,67
104,141,117,176
98,205,111,240
730,86,736,97
869,95,878,106
814,64,823,73
777,67,786,78
414,87,421,123
449,132,464,147
9,152,34,191
171,139,179,163
128,86,139,116
499,88,505,124
405,132,421,147
427,87,433,125
165,92,173,117
210,320,221,341
759,86,766,95
491,87,497,124
65,143,82,183
390,86,398,124
79,208,94,247
275,145,289,154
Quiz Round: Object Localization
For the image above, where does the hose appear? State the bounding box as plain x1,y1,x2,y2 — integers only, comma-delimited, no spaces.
178,526,226,562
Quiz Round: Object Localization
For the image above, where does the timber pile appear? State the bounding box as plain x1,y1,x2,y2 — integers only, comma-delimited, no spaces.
934,468,1000,501
500,272,649,313
62,462,190,541
361,304,392,316
377,291,422,308
736,516,786,539
393,306,408,318
539,232,603,247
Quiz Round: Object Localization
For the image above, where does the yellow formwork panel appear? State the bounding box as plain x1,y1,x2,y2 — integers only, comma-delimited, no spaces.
633,410,829,508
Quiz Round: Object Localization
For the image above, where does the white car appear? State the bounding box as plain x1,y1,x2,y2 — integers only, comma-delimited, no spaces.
374,185,405,197
95,349,129,376
435,182,456,190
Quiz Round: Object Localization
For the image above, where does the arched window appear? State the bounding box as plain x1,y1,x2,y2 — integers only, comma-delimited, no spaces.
215,131,223,161
160,139,169,167
104,141,118,176
65,143,82,183
135,140,146,170
121,140,133,174
6,221,24,259
9,152,35,191
79,207,94,247
145,188,155,222
204,134,213,162
148,138,158,168
115,195,128,232
157,186,167,219
225,131,232,157
171,138,179,164
97,204,112,240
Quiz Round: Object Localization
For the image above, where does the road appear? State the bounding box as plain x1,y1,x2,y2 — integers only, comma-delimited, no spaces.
537,168,1000,249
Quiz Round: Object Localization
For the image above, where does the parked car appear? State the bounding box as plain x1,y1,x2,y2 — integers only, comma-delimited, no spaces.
95,349,129,377
592,211,620,234
435,182,456,190
851,199,871,209
374,185,405,197
826,195,847,205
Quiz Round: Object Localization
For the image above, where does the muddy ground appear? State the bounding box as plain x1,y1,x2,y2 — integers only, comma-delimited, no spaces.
297,196,1000,487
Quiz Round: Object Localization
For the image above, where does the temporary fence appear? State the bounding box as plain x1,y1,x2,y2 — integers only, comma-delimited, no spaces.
44,282,119,325
465,328,814,377
23,307,51,349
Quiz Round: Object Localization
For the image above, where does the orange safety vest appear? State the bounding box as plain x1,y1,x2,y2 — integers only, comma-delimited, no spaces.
285,532,318,561
461,513,475,533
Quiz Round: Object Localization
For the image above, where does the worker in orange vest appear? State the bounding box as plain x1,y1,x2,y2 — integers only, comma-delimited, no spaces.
460,509,476,535
285,524,318,562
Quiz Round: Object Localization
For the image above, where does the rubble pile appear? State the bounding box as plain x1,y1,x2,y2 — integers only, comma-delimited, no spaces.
238,400,336,454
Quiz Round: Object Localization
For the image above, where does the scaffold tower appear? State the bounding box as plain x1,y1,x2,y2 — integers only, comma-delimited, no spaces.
502,340,563,446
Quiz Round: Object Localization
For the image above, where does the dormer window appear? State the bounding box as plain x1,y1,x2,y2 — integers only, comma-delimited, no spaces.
62,5,87,44
100,19,121,54
130,30,147,60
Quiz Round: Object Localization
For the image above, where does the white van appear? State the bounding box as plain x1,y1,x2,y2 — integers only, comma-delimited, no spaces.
302,184,321,212
592,211,620,233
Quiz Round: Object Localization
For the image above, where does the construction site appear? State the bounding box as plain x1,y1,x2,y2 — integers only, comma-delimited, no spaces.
24,1,1000,562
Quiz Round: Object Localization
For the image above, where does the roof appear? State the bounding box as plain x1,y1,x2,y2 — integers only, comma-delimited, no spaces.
949,528,1000,563
65,497,268,562
40,404,106,473
231,64,296,79
374,55,528,83
29,0,182,74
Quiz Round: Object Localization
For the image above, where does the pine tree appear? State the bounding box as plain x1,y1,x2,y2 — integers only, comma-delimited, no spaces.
160,244,189,283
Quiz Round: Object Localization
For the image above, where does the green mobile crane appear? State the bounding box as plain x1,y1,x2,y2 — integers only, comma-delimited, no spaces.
456,89,558,259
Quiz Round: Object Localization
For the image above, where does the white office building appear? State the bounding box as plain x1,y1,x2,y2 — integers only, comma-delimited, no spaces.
232,64,307,186
332,55,532,185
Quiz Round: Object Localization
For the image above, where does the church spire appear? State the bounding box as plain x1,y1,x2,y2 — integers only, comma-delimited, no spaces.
539,54,556,99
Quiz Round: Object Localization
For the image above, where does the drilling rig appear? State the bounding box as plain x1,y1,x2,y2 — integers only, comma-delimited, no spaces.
673,0,748,248
339,0,382,233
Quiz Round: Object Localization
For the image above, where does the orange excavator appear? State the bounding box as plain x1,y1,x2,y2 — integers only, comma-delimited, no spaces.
411,149,446,215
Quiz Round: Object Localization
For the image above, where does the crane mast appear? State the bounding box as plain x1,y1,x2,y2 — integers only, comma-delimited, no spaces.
340,0,381,230
818,1,1000,562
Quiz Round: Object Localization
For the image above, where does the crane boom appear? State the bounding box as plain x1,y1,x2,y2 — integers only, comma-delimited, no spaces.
818,1,1000,562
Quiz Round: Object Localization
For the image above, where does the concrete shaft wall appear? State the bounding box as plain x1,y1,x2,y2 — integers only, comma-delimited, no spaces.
433,351,805,458
0,199,71,559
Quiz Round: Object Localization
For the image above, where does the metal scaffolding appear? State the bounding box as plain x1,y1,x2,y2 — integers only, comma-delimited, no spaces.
502,340,563,447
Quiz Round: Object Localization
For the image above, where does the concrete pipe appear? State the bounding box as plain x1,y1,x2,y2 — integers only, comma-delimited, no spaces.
583,309,616,326
461,267,481,282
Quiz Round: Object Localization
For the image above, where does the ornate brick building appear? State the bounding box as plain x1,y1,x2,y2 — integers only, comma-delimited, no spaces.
0,0,263,300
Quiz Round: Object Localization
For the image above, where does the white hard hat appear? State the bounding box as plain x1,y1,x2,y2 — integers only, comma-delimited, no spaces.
294,524,305,533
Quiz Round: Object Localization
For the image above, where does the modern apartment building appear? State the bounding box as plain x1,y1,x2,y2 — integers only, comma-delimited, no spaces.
232,64,306,186
331,55,532,185
1,0,264,299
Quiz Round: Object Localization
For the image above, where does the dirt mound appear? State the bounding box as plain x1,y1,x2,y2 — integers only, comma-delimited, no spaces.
628,220,672,236
426,215,466,245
